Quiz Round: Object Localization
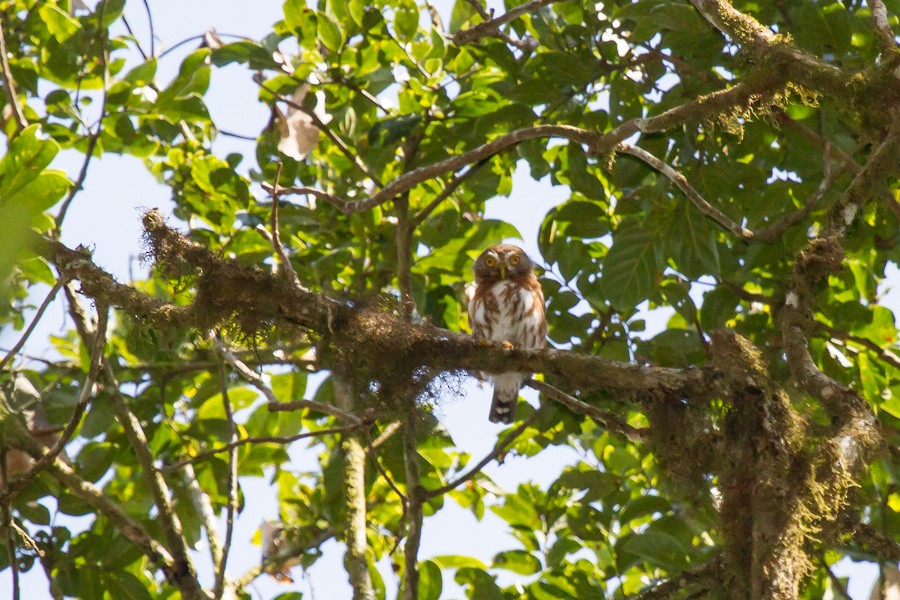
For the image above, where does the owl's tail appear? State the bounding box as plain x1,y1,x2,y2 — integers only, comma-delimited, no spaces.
489,374,524,424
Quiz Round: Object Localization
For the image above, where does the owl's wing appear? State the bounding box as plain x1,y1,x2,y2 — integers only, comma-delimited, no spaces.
468,289,486,339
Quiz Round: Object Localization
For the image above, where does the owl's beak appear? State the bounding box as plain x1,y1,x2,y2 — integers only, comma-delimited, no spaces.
499,264,507,279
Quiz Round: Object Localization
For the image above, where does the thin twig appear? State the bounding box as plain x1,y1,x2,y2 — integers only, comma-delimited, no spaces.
452,0,558,45
362,431,407,503
213,354,237,600
212,338,362,424
219,129,258,141
0,14,26,131
157,32,254,59
755,147,839,242
234,527,334,590
821,555,852,600
262,182,347,212
773,110,861,176
55,6,110,229
269,163,304,291
527,379,649,443
267,398,363,425
409,160,488,228
106,363,204,599
464,0,491,20
426,405,547,498
141,0,155,57
120,16,148,60
617,143,754,240
259,81,383,187
159,425,359,472
11,522,40,557
369,421,402,448
395,182,415,319
7,428,184,589
818,323,900,370
276,124,597,215
0,304,109,504
212,338,278,405
0,280,64,372
182,464,223,570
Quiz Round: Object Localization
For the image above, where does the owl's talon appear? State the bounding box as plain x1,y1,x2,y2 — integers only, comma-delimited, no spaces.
501,340,515,350
476,339,494,347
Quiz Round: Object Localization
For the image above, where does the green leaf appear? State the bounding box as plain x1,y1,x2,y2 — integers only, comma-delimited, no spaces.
38,4,81,42
450,0,479,32
419,559,443,600
433,555,488,570
455,567,502,600
395,2,420,40
493,549,542,574
0,125,60,196
666,206,721,278
620,495,671,524
317,13,344,51
368,114,421,147
123,58,157,86
212,41,283,70
618,530,688,571
105,571,154,600
700,285,740,330
602,219,664,310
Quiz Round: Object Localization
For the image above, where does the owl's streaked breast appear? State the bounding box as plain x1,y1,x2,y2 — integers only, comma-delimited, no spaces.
471,279,545,348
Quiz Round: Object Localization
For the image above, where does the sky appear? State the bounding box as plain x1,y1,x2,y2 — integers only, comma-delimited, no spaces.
0,0,888,598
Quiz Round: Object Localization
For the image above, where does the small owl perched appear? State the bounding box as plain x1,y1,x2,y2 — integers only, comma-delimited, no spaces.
469,244,547,423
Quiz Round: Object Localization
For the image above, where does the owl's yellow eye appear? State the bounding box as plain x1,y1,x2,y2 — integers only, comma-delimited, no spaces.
509,254,521,266
484,256,496,268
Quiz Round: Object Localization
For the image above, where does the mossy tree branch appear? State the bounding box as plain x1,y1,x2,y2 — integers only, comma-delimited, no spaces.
335,377,374,600
37,218,709,405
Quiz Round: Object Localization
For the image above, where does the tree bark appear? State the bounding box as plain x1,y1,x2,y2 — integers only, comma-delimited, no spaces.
335,377,374,600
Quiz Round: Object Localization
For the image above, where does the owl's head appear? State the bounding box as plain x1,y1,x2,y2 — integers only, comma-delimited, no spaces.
473,244,535,283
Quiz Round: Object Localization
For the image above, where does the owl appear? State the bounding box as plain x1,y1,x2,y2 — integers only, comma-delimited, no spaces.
469,244,547,423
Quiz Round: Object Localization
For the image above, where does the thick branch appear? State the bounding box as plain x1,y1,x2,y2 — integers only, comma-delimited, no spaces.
869,0,897,55
627,556,724,599
335,378,374,600
271,75,785,217
38,222,710,402
849,521,900,562
781,117,900,430
281,125,598,214
690,0,852,98
401,410,423,600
